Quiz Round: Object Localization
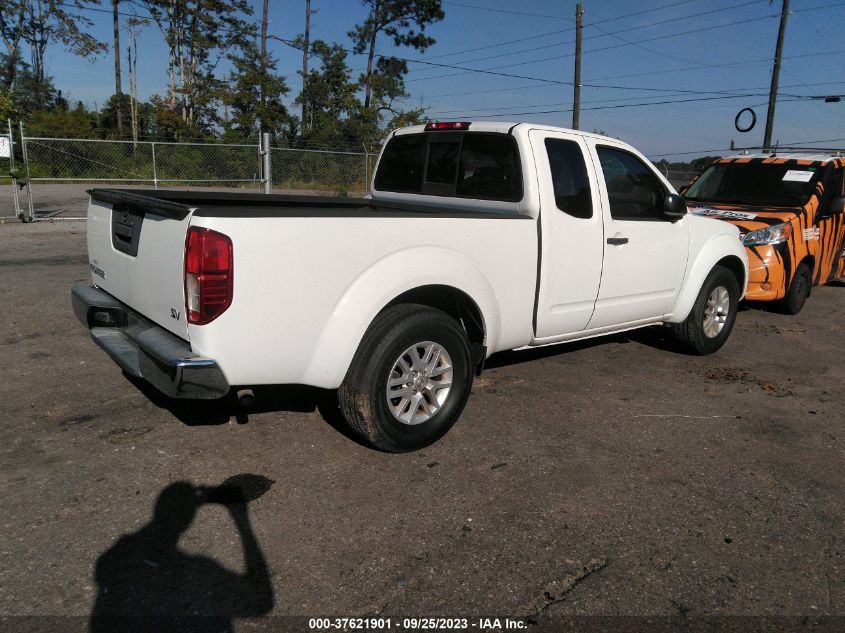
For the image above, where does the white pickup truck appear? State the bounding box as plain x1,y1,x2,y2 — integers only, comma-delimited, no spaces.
73,122,748,452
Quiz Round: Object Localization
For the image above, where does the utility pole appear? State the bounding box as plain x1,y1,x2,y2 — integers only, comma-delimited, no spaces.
113,0,123,137
301,0,312,131
260,0,269,123
572,3,583,130
764,0,789,149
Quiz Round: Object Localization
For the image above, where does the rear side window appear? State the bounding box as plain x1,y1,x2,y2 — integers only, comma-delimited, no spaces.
597,146,666,221
375,132,523,202
456,134,522,201
544,138,592,219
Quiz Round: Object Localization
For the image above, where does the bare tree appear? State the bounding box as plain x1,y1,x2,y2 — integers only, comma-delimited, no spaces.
22,0,108,84
139,0,253,128
126,16,146,142
0,0,27,88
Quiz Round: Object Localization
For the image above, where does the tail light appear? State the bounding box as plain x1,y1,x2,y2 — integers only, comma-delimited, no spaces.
185,226,233,325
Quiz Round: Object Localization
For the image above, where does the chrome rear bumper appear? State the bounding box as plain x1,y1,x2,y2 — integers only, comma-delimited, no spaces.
71,284,229,399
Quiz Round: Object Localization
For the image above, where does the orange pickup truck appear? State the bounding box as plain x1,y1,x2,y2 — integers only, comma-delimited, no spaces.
683,151,845,313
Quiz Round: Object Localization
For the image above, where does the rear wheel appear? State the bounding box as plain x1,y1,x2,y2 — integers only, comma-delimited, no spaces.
778,262,811,315
671,265,739,355
338,304,473,452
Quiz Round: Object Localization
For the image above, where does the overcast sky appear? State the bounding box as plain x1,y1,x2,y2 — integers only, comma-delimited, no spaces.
45,0,845,159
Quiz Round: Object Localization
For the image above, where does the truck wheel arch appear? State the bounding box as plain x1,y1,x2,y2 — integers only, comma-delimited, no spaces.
715,255,746,296
667,234,748,324
300,247,501,389
385,285,488,366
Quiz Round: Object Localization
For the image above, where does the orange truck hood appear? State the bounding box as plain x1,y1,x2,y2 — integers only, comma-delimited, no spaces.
686,202,802,233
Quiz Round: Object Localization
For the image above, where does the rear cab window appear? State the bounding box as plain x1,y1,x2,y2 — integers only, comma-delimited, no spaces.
374,131,523,203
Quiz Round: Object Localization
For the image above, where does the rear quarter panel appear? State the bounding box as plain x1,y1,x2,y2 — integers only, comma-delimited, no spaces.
186,214,538,389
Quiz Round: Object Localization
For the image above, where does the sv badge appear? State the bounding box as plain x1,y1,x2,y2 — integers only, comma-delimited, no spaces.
170,308,181,320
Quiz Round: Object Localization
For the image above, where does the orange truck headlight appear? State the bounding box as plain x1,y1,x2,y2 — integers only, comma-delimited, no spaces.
742,223,792,247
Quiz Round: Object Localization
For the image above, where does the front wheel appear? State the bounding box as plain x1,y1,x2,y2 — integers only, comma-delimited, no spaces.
338,304,473,452
671,265,740,355
777,262,811,315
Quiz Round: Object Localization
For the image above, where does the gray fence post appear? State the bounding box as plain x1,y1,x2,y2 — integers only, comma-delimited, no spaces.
261,132,271,194
363,147,369,192
151,142,158,189
8,119,21,219
19,121,34,222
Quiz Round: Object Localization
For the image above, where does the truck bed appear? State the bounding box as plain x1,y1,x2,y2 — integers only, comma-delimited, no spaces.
84,187,538,388
89,188,530,220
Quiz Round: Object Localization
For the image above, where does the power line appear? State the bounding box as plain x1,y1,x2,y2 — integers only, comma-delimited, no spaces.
425,27,571,62
425,90,845,119
442,1,570,20
419,0,701,65
437,85,844,115
417,54,844,99
55,1,250,36
406,1,845,84
648,137,845,158
426,95,809,119
405,10,783,84
424,80,845,118
420,83,561,100
416,0,766,72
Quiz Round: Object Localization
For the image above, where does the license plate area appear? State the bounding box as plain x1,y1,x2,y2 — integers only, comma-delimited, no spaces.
111,204,145,256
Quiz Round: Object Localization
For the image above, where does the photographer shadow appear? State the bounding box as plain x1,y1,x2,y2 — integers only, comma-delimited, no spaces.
124,373,368,447
90,474,275,633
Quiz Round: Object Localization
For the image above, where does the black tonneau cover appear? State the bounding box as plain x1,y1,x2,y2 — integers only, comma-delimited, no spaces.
88,188,531,220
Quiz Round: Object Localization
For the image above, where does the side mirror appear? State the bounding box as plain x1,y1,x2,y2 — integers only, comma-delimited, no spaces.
663,193,687,221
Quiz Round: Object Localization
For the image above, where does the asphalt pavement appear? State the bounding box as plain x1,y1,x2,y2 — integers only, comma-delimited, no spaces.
0,220,843,632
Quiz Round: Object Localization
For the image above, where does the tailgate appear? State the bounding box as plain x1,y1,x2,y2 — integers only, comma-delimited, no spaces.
86,189,193,340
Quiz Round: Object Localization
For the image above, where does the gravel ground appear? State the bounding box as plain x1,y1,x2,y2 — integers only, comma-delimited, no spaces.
0,220,843,632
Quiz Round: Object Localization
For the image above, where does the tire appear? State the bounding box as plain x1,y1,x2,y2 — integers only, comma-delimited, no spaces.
671,265,740,355
338,304,473,452
777,262,811,315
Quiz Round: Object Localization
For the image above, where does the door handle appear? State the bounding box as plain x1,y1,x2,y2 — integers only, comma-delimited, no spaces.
607,236,629,245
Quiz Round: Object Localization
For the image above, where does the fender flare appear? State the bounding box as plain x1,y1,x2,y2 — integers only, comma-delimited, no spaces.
665,234,748,323
300,246,501,389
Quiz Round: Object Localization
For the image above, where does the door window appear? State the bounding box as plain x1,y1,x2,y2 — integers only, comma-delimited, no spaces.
544,138,592,219
597,146,666,221
818,166,844,219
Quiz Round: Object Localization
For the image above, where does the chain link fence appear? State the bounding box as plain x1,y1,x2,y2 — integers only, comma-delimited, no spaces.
9,129,708,221
270,146,373,197
20,137,268,220
663,170,703,190
0,174,22,220
0,125,23,220
15,133,379,220
153,141,262,186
